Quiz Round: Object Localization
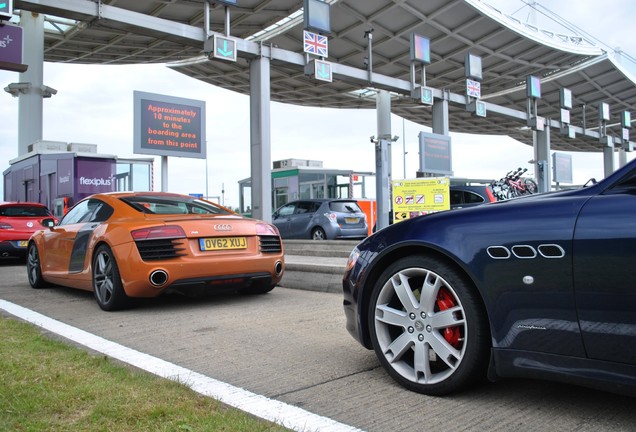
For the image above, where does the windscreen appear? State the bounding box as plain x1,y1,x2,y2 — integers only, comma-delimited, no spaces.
0,205,51,217
329,201,362,213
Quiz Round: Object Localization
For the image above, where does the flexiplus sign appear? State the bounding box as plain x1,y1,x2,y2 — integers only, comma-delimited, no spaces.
392,178,450,223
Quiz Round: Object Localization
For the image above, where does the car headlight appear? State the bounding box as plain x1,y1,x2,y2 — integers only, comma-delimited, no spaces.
346,247,360,271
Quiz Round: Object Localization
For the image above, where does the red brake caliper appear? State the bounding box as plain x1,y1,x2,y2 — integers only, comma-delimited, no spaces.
436,288,461,348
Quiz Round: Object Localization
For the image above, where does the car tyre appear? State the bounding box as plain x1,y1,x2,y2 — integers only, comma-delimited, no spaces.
311,227,327,240
26,243,49,289
92,244,131,311
368,255,490,395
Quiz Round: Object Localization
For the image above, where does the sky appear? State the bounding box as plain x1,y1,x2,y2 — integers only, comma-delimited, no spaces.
1,0,636,210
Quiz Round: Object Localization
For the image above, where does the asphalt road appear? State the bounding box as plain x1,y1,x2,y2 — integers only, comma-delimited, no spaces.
1,259,635,432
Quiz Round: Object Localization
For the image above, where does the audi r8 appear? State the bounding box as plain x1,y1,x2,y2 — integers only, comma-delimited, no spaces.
0,202,57,259
343,160,636,396
27,192,284,311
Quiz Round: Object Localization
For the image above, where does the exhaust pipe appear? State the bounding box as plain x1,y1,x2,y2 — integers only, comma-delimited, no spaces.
149,269,168,287
274,261,283,276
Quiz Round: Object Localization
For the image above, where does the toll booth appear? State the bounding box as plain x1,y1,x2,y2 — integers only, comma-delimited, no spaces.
238,158,374,215
3,140,153,218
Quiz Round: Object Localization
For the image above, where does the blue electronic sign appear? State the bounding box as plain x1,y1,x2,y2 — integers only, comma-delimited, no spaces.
304,0,331,34
0,0,13,20
527,75,541,99
410,33,431,64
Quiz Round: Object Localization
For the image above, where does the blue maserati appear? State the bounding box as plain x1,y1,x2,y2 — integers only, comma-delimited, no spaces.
343,159,636,396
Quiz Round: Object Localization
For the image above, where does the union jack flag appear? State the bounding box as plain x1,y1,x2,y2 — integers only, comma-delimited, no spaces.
304,30,328,57
466,79,481,98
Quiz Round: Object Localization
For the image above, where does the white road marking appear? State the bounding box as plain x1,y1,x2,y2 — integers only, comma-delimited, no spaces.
0,299,364,432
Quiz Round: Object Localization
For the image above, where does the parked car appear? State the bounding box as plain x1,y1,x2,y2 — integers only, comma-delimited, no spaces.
343,160,636,397
272,199,368,240
0,202,57,259
27,192,284,311
449,184,497,208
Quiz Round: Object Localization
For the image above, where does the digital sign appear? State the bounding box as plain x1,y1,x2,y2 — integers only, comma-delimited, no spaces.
304,0,331,34
419,131,452,175
134,91,206,159
410,33,431,64
0,0,12,21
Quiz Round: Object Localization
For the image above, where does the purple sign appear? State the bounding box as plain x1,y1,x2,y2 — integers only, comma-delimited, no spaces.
75,158,116,196
0,23,23,66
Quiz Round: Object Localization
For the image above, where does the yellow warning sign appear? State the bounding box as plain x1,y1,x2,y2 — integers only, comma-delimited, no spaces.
392,177,450,223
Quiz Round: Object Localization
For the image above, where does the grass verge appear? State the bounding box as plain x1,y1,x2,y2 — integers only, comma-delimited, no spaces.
0,316,290,432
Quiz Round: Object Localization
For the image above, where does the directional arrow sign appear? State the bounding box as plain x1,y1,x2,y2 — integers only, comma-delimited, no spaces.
314,59,332,82
0,0,12,20
212,34,237,62
421,86,434,105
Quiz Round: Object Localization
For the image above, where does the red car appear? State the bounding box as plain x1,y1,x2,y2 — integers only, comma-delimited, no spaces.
0,202,57,259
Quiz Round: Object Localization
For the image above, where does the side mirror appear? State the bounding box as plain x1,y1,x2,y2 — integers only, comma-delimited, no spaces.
41,218,56,228
272,211,279,219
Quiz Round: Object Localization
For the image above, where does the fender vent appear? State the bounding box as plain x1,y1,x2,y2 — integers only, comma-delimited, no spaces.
538,244,565,258
511,245,537,259
487,246,510,259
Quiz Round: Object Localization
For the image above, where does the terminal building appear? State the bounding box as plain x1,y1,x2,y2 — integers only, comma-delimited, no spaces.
3,140,152,217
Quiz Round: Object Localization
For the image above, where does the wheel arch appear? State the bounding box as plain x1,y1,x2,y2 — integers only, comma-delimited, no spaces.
357,243,492,349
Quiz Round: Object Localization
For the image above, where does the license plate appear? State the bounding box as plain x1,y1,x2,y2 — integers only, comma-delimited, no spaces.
18,240,28,247
199,237,247,251
345,217,360,224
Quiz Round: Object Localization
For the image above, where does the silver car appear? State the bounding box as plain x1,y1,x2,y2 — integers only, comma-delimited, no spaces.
272,199,368,240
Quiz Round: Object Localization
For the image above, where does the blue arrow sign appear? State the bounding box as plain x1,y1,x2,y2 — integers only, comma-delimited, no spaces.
314,60,332,82
212,35,237,62
217,40,233,58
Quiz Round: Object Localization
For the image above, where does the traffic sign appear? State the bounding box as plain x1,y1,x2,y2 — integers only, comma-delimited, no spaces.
421,86,433,105
304,59,333,82
212,34,237,62
314,59,332,82
303,30,328,57
0,0,12,21
475,100,487,117
466,78,481,98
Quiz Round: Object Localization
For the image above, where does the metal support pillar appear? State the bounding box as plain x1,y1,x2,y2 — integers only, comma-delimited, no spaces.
18,11,45,155
533,128,551,193
603,146,615,178
375,90,392,230
161,156,168,192
432,96,449,135
618,147,628,168
249,56,272,222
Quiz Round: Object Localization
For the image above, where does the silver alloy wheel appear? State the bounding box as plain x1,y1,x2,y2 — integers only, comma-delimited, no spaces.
93,249,115,305
374,267,467,385
26,243,46,288
312,228,326,240
27,245,39,285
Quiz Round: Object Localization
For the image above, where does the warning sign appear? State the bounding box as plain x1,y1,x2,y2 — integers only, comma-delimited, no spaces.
392,178,450,223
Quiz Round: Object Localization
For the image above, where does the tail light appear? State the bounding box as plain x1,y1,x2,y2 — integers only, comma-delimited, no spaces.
131,225,186,241
324,212,338,223
256,222,279,236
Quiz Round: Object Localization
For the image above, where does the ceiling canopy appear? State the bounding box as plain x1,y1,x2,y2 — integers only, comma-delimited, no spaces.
12,0,636,152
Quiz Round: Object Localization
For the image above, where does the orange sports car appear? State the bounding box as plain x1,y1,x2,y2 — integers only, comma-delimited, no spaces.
26,192,284,311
